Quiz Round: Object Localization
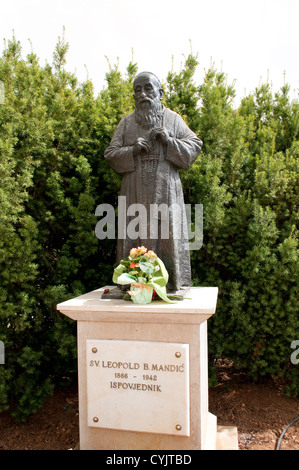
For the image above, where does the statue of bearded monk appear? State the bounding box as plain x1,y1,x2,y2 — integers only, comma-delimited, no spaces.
104,71,203,293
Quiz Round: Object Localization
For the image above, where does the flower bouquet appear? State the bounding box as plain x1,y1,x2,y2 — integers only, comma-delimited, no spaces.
112,246,175,304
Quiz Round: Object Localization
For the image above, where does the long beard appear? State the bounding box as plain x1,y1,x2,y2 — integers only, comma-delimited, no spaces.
134,98,163,130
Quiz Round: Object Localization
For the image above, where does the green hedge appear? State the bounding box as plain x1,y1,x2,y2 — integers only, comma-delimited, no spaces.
0,35,298,420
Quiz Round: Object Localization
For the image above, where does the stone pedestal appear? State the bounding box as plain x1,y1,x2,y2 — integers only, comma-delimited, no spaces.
57,286,238,450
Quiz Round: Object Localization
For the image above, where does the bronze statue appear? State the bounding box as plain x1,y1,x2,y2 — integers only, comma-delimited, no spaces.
104,72,202,293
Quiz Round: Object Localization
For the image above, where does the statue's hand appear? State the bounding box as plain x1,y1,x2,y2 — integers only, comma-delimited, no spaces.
133,137,151,156
151,127,170,145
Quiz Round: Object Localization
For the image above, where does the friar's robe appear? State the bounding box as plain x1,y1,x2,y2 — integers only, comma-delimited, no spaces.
104,106,203,291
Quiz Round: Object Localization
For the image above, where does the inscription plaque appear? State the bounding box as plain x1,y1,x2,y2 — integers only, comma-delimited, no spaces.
86,339,190,436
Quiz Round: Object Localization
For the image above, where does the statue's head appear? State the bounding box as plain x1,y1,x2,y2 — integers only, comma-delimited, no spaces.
133,72,164,129
133,72,163,106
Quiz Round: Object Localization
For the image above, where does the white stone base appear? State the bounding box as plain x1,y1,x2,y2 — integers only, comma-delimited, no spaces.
217,425,239,450
72,422,239,451
203,413,238,450
57,286,238,451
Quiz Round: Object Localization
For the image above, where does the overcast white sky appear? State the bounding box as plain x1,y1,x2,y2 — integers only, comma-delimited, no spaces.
1,0,298,105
